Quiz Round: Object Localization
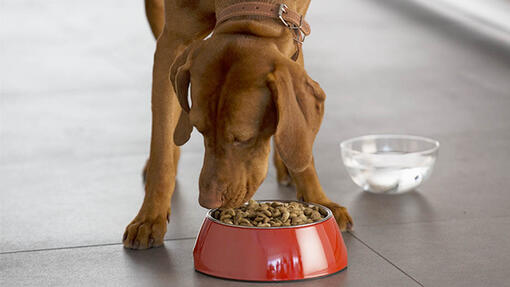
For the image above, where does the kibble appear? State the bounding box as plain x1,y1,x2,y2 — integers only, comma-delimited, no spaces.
212,200,327,227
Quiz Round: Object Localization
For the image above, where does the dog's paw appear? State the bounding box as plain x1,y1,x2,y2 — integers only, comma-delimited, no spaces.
277,174,293,186
123,213,168,250
276,169,295,187
321,202,353,231
275,159,294,187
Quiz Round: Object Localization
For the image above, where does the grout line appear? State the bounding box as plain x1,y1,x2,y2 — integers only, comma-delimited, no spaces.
354,214,510,229
0,242,123,255
3,216,509,256
0,236,197,256
164,236,196,242
348,231,425,287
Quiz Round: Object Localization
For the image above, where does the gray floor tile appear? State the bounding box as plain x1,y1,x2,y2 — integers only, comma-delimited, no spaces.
0,233,420,287
320,131,510,227
352,217,510,286
0,0,154,95
0,149,305,253
304,0,510,227
1,89,150,165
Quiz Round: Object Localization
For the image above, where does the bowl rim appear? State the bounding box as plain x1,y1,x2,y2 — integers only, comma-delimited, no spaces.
340,134,440,156
206,199,333,229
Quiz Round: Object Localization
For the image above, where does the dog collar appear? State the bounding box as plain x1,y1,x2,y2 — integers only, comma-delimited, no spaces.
216,2,311,61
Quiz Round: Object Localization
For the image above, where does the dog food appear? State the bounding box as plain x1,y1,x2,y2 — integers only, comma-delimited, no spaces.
211,200,327,227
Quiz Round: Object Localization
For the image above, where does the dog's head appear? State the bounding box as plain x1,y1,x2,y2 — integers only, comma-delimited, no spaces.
170,36,325,208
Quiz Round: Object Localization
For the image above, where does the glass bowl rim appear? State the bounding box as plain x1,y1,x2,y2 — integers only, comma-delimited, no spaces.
340,134,440,156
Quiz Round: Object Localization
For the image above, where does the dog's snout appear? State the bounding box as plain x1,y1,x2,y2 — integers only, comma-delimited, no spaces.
199,195,222,209
198,187,223,209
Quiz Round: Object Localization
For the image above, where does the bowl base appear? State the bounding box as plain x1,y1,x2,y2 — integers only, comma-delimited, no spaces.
195,266,348,282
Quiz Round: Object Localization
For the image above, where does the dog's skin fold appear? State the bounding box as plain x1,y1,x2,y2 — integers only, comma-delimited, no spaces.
123,0,353,250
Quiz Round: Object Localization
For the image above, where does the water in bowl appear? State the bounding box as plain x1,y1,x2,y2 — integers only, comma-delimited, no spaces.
343,151,436,194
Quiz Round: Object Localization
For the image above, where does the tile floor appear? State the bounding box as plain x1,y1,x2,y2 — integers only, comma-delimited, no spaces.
2,0,510,286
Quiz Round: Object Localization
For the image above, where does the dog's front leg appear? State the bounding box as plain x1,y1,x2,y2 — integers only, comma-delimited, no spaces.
123,2,214,249
123,31,182,250
290,157,353,231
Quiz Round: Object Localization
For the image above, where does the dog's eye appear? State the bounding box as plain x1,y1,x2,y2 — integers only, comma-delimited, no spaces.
233,136,254,146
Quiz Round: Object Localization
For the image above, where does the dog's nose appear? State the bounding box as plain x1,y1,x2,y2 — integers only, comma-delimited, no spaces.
198,190,223,209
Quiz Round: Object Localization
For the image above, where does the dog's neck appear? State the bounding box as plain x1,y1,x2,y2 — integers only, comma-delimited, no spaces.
213,0,311,60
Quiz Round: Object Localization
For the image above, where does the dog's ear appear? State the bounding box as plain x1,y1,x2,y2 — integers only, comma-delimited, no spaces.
266,60,326,173
170,45,194,113
170,44,198,146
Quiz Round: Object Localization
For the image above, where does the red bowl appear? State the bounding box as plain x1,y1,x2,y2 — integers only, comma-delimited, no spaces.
193,200,348,281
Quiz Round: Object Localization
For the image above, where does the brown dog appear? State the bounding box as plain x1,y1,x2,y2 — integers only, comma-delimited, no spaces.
123,0,353,249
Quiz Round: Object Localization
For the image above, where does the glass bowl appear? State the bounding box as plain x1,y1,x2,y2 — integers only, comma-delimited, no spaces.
340,135,439,194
